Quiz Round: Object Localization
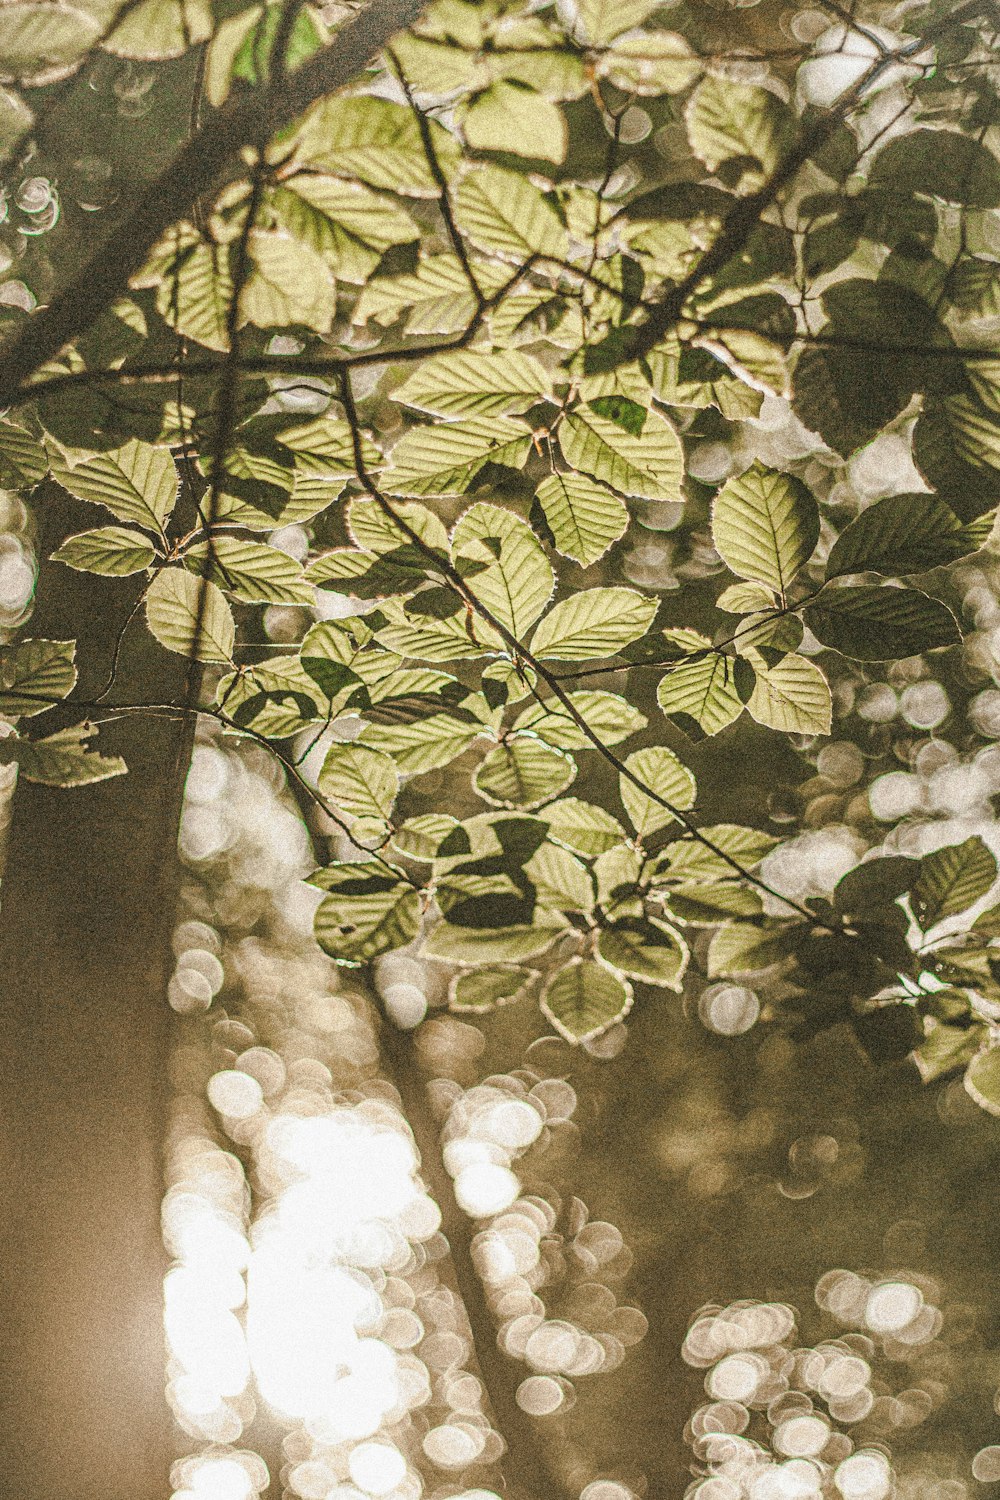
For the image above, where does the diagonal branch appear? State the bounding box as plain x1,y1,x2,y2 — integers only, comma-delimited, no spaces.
0,0,427,411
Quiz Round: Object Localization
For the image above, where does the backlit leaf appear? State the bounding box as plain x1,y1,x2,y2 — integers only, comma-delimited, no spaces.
382,417,532,495
913,837,997,929
53,440,178,536
535,472,629,566
460,80,567,163
52,526,156,576
540,959,633,1042
474,738,576,809
454,164,568,261
0,638,76,717
529,587,658,659
620,745,697,838
185,537,313,605
598,916,688,989
826,493,995,579
712,462,818,594
745,650,832,735
657,652,745,737
0,721,126,787
451,502,554,638
686,75,789,184
392,348,551,418
318,742,400,822
558,406,684,502
145,568,235,664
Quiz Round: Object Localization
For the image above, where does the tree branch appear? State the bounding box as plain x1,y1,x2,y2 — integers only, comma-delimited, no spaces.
0,0,426,411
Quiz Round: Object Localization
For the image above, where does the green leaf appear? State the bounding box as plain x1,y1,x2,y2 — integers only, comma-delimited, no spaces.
657,652,745,737
870,129,1000,208
543,797,628,857
964,1045,1000,1116
707,919,793,977
52,440,178,536
717,581,778,613
474,738,576,809
0,421,46,489
318,743,399,822
524,841,593,914
656,825,777,881
241,230,336,332
540,959,633,1042
834,856,921,915
594,844,646,919
145,568,235,664
145,230,232,351
451,502,554,638
599,30,699,94
293,95,460,196
382,416,532,496
912,398,1000,523
52,526,156,576
185,537,312,605
558,406,684,502
686,76,789,184
661,881,761,924
392,348,552,418
354,253,506,334
278,413,382,475
423,919,567,965
598,916,688,990
348,497,449,556
620,745,697,838
575,0,665,44
529,587,658,659
913,836,997,929
792,280,946,457
513,691,646,750
460,81,567,163
0,721,127,787
450,965,534,1012
454,164,568,261
805,586,961,660
745,651,831,735
914,1020,983,1084
392,812,458,862
0,638,76,717
314,874,422,965
534,473,629,566
272,174,418,282
361,710,483,775
0,3,100,82
711,462,818,594
826,493,995,579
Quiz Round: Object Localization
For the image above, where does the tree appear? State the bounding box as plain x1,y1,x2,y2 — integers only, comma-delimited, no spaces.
2,0,1000,1496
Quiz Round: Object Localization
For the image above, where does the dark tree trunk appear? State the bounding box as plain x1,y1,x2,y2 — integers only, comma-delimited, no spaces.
0,486,192,1500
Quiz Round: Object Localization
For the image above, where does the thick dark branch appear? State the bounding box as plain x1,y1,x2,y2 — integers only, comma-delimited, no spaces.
0,0,426,411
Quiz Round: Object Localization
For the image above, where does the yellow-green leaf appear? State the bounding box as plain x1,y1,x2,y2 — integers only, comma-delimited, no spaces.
145,567,235,664
558,406,684,501
541,959,632,1042
529,587,657,659
712,462,818,594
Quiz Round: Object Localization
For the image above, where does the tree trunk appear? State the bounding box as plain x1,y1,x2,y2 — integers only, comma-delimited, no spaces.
0,486,192,1500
